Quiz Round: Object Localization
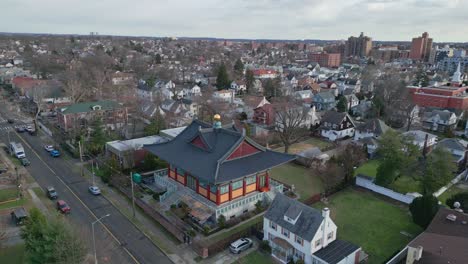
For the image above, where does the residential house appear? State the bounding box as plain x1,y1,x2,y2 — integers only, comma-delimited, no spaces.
106,135,168,169
264,194,361,264
320,111,356,141
436,138,467,166
230,80,247,94
57,100,128,132
402,130,437,150
144,118,295,222
343,93,359,109
350,100,372,118
294,90,314,103
213,89,235,103
422,109,458,132
111,71,134,86
242,95,270,118
253,69,279,79
276,106,320,132
253,103,275,126
354,119,390,141
401,207,468,264
312,92,336,111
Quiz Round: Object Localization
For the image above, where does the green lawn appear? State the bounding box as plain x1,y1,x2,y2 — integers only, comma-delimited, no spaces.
270,163,323,201
354,160,380,177
0,244,25,264
313,188,422,264
0,198,26,210
236,251,273,264
0,188,18,202
438,184,467,204
389,175,423,194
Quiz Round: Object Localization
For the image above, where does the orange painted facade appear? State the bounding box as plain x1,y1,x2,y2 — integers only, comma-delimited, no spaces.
245,184,256,194
199,187,207,197
210,192,217,202
231,188,243,199
177,174,185,184
220,193,229,203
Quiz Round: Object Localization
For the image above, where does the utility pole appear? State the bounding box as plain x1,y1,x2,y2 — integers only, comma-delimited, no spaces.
92,160,96,186
130,171,136,218
78,140,84,177
91,214,110,264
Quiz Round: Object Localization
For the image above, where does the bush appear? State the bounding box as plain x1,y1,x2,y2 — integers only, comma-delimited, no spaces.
202,225,211,236
217,215,226,228
446,192,468,211
409,195,439,228
259,240,271,254
170,204,177,209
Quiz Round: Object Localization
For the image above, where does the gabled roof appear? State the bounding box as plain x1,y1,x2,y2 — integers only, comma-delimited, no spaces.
313,240,360,264
423,109,456,122
265,194,323,241
437,138,467,152
356,119,390,135
144,120,295,184
315,91,335,101
320,111,354,127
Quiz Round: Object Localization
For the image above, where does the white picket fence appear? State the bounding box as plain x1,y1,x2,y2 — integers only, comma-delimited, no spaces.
355,175,419,204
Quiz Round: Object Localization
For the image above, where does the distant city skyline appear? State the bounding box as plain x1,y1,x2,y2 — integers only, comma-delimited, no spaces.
2,0,467,42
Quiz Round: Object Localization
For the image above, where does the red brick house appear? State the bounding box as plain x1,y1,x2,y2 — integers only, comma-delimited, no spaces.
253,103,275,126
57,100,128,132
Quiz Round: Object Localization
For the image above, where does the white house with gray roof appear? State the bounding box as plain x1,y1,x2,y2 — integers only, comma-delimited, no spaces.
421,109,457,133
263,194,361,264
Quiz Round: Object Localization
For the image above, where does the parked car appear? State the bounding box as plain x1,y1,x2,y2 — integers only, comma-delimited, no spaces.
229,238,253,254
44,145,54,152
20,158,30,166
56,200,71,214
46,186,58,200
16,127,26,133
26,125,34,132
50,150,60,157
88,186,101,195
7,119,14,124
11,207,28,225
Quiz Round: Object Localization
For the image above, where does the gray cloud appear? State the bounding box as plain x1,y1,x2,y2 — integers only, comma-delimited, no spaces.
1,0,466,42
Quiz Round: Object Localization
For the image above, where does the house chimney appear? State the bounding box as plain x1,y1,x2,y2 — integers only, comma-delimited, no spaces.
322,207,330,219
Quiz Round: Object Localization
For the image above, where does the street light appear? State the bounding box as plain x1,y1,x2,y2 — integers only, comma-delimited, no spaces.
91,214,110,264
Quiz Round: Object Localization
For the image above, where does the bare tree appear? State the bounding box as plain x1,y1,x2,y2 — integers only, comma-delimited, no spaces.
273,99,310,153
315,161,345,195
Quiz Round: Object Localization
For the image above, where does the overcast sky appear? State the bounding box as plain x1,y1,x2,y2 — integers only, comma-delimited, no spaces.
2,0,467,42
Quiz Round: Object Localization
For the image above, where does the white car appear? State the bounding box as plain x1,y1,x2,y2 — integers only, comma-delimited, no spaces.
88,186,101,195
26,125,34,132
44,145,54,152
229,238,253,254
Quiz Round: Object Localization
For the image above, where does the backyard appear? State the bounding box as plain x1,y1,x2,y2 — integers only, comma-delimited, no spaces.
313,188,422,264
275,137,333,154
354,160,423,194
438,183,468,204
0,244,25,264
270,163,324,201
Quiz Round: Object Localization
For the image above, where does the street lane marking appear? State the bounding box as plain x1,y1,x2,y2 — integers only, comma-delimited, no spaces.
13,131,141,264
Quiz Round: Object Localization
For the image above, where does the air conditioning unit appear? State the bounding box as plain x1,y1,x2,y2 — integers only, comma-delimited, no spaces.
446,214,457,222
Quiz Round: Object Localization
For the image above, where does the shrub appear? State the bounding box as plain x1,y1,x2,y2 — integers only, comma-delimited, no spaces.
217,215,226,228
446,192,468,211
409,195,439,228
202,225,211,236
259,240,271,254
170,204,177,209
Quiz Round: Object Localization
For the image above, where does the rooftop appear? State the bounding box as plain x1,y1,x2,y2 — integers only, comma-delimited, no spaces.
60,100,123,114
313,240,360,264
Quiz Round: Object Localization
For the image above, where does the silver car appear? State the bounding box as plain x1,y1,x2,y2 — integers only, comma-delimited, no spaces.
229,238,253,254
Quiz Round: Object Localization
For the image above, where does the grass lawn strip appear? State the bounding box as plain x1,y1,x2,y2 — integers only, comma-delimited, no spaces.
270,163,324,201
354,160,380,177
209,214,263,243
236,251,273,264
0,244,25,264
313,188,422,264
0,187,18,202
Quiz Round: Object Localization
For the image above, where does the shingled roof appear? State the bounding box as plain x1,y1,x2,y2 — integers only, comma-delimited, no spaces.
144,120,295,184
265,194,323,241
356,118,390,136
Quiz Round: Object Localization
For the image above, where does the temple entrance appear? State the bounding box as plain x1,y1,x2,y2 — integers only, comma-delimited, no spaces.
187,175,197,191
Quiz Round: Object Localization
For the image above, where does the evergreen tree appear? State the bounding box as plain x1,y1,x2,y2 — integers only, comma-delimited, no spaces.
155,53,162,64
216,63,230,90
233,59,244,77
413,68,429,87
245,69,255,94
89,119,107,155
337,96,348,112
409,195,439,228
420,147,456,195
264,77,282,98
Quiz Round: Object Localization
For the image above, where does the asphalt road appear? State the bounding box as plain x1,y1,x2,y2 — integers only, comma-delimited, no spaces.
0,113,172,263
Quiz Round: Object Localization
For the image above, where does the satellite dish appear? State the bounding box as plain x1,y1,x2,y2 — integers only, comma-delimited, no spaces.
454,201,461,209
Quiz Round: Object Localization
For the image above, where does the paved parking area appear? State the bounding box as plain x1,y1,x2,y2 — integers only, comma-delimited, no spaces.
204,239,258,264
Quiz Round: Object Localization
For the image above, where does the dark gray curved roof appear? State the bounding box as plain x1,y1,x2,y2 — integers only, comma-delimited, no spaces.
144,120,295,184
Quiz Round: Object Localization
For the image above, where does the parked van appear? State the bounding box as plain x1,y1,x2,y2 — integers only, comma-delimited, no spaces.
9,142,26,159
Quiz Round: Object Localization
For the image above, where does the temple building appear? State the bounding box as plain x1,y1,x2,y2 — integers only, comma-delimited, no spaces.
144,115,295,222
